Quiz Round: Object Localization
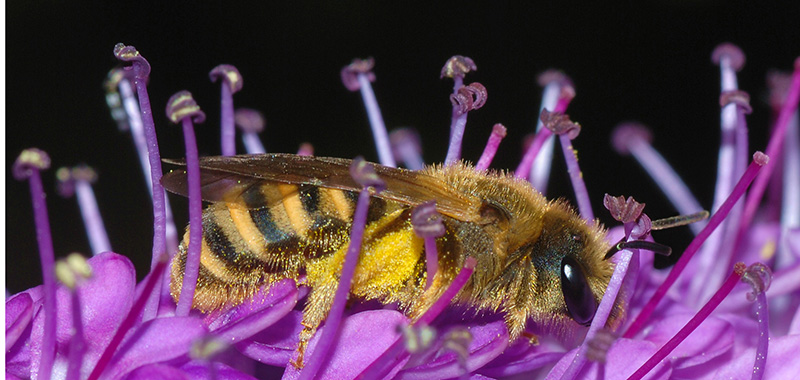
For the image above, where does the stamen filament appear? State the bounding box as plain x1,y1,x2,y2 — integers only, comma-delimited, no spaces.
737,61,800,245
175,110,205,316
475,123,507,171
66,289,85,380
624,153,768,338
15,149,57,380
390,128,425,170
114,43,170,320
74,178,112,254
611,123,705,234
558,133,594,222
527,72,569,192
628,263,745,380
298,186,373,380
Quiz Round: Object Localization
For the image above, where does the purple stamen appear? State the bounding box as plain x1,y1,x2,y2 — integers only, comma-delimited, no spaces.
628,263,746,380
540,110,594,222
390,128,425,170
234,108,267,154
14,148,57,380
209,64,243,156
411,201,445,289
444,82,487,166
297,142,314,156
475,123,507,171
166,90,207,317
87,255,169,380
103,68,130,131
624,152,769,338
779,110,800,269
742,263,772,380
57,165,112,255
526,71,574,192
737,59,800,248
690,44,748,304
611,123,705,234
298,157,386,380
58,254,92,380
341,58,395,167
114,43,168,321
358,257,477,380
515,127,553,178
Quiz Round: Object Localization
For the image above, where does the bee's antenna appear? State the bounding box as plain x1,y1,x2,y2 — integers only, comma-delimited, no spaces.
651,211,709,230
604,239,672,260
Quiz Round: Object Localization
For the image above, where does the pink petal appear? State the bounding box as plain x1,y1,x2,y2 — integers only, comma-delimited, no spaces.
209,279,298,344
30,252,136,379
6,292,34,351
282,310,409,380
710,334,800,379
236,310,304,366
181,361,260,380
644,313,734,369
123,363,190,380
101,316,206,379
546,339,672,380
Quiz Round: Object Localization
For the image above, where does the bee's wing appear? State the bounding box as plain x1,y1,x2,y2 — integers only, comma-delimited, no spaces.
162,154,480,221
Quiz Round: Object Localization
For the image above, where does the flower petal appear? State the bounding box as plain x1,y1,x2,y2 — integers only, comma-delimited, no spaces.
209,279,298,344
6,292,34,351
282,309,409,380
123,363,190,380
478,339,565,378
710,334,800,379
546,339,672,380
397,319,509,379
236,310,304,366
180,360,260,380
30,252,136,379
644,313,733,369
101,316,207,380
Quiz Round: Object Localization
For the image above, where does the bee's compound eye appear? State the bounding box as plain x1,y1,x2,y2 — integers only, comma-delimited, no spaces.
560,256,597,326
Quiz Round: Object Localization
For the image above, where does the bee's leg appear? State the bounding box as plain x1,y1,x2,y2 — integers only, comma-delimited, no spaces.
290,281,337,369
503,308,529,342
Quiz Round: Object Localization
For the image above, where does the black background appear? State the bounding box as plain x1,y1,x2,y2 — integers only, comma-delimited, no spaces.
6,2,799,293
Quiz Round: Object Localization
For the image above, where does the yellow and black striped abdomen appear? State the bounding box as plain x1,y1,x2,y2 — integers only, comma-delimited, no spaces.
170,182,428,312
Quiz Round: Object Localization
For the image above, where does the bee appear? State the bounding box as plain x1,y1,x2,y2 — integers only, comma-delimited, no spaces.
162,153,617,365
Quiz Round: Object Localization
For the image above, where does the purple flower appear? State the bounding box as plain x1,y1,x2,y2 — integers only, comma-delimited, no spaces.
7,43,800,380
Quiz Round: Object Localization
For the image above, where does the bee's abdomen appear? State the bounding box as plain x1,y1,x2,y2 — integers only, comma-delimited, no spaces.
171,183,388,311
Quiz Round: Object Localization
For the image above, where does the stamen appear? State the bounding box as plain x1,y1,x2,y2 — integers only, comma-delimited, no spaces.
743,264,771,380
103,68,130,131
691,45,750,304
737,59,800,259
611,122,705,234
524,70,573,192
57,165,112,255
586,329,617,363
190,335,229,380
624,152,769,338
358,257,477,380
209,64,243,156
390,128,425,170
541,110,594,222
234,108,266,154
440,55,477,90
298,158,386,380
397,324,437,354
445,82,488,165
442,327,473,375
87,255,169,380
14,148,57,380
114,43,169,320
56,253,92,380
411,201,445,288
475,123,507,171
603,194,645,224
341,58,395,167
166,91,207,317
115,66,180,260
628,263,746,380
297,142,314,156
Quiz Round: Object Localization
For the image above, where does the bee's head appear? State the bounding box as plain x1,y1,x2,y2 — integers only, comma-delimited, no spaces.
522,202,616,332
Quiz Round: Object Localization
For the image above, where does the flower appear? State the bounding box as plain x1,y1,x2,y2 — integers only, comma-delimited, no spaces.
7,42,800,380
